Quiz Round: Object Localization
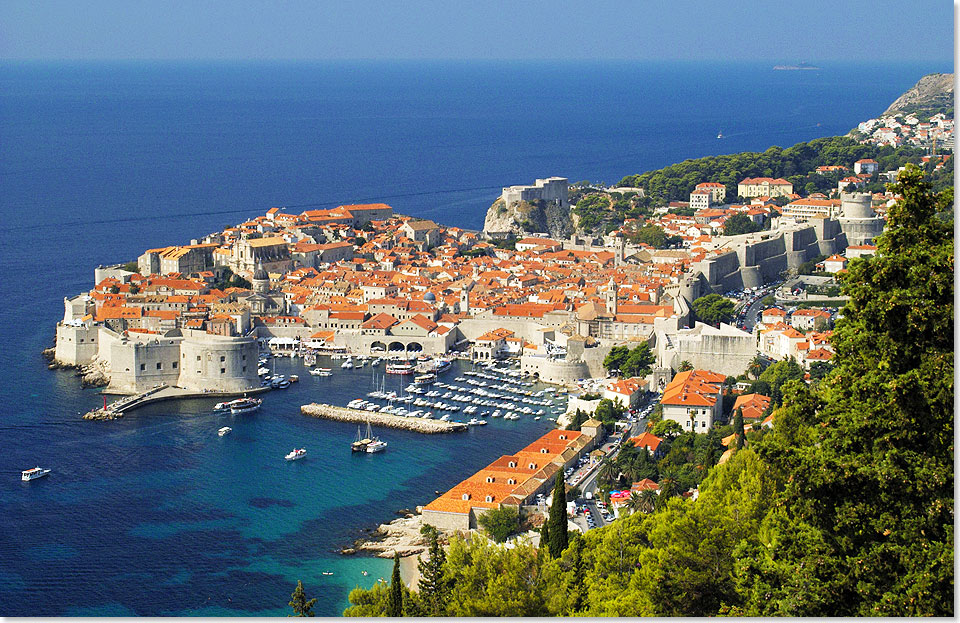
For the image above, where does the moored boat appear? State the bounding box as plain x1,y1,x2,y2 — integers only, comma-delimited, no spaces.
352,424,372,452
218,426,232,436
386,361,415,375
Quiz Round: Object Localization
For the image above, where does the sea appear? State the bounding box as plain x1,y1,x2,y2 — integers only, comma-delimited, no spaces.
0,59,949,617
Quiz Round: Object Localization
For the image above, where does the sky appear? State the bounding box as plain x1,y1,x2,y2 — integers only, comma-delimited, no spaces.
0,0,955,63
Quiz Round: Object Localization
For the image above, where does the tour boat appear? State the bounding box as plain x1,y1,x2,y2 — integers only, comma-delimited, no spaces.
218,426,232,436
414,373,436,385
309,368,332,377
230,397,262,414
385,361,415,375
432,358,453,374
21,467,50,482
285,447,307,461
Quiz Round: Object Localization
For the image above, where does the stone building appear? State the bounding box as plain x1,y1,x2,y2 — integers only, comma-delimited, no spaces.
500,177,569,209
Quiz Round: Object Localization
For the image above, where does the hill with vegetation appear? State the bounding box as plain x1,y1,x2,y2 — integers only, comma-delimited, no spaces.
338,165,953,617
882,72,954,117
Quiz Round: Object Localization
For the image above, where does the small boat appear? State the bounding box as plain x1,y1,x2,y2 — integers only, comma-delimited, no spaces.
433,358,453,374
303,354,317,366
218,426,232,436
288,375,299,383
285,447,307,461
322,572,334,576
366,439,387,453
341,359,354,369
362,571,369,576
21,467,50,482
414,373,436,385
230,398,262,414
717,131,724,139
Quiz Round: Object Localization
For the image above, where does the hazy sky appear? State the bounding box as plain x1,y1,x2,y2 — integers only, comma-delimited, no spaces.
0,0,954,62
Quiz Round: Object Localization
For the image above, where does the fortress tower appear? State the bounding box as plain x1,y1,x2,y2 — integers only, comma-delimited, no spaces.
838,192,885,246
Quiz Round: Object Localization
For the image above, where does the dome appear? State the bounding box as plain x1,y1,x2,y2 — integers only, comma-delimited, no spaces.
253,261,269,281
423,291,437,302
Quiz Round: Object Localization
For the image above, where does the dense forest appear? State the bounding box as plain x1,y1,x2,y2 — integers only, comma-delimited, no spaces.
340,165,953,617
616,135,940,204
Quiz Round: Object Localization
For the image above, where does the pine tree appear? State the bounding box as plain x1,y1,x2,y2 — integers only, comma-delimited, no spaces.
568,535,586,614
288,579,317,617
387,552,403,617
417,529,449,616
547,472,568,558
733,407,745,449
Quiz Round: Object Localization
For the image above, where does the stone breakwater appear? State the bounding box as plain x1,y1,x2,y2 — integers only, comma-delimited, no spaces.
301,403,468,433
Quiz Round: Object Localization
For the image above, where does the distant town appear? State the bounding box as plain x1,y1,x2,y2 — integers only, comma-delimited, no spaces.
48,102,951,532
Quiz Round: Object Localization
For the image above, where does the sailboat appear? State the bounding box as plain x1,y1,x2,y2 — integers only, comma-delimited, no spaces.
352,423,372,452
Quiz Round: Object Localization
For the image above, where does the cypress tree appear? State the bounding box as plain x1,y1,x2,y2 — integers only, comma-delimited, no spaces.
548,472,568,558
539,519,550,551
288,579,317,617
417,529,449,616
733,407,745,449
387,552,403,617
568,535,586,614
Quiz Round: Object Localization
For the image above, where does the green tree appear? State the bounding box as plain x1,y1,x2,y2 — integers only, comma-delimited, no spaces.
692,294,736,326
417,528,450,616
622,343,655,377
289,579,317,617
747,356,765,380
109,285,120,294
603,345,629,373
477,506,519,543
547,472,569,558
387,552,403,616
722,213,764,236
651,419,682,439
128,283,140,295
677,360,693,372
735,164,954,616
733,407,745,449
122,261,139,273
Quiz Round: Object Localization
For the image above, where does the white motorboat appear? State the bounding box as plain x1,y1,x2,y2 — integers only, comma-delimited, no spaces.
21,467,50,482
341,358,354,369
218,426,232,436
285,447,307,461
230,398,262,414
365,439,387,453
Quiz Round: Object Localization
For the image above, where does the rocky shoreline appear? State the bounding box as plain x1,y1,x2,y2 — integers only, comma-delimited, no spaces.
341,508,460,560
42,348,110,388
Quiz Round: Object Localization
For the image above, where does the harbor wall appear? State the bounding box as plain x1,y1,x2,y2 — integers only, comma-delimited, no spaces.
301,403,468,434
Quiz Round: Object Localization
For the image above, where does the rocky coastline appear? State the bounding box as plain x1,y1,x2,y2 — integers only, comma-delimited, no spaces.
342,509,439,559
42,348,110,388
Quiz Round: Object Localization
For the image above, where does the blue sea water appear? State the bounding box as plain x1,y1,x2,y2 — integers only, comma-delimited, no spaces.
0,59,949,616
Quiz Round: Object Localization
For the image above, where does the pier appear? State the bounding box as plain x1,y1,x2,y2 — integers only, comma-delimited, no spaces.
301,403,468,433
83,385,270,420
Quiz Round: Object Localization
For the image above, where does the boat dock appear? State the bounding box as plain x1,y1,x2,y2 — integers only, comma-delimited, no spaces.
83,385,270,420
301,403,468,433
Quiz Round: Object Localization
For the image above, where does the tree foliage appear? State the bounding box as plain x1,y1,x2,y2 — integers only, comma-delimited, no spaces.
288,579,317,617
692,293,735,326
722,212,764,236
477,506,519,543
603,343,655,377
547,473,569,558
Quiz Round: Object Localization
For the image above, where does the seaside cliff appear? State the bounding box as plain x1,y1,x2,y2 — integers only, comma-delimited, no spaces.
483,197,573,239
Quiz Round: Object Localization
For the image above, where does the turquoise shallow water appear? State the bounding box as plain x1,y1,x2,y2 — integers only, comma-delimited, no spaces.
0,59,946,616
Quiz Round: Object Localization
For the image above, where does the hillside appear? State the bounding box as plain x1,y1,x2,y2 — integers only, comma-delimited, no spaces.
882,72,954,117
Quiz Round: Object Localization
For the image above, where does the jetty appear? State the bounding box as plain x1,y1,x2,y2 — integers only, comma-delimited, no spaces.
83,385,270,420
301,403,468,433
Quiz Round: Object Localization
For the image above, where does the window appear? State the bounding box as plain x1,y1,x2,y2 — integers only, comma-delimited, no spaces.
242,354,246,361
485,495,494,502
461,493,470,501
220,356,225,362
220,368,225,374
485,476,494,483
528,463,536,469
242,366,246,372
507,478,516,485
559,434,567,440
140,364,145,371
508,461,516,468
172,362,178,369
156,362,162,370
197,356,201,361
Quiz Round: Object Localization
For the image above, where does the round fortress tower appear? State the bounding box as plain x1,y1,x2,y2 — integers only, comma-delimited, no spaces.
838,192,885,247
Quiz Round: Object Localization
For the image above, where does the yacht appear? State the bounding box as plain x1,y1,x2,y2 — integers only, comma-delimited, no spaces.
432,358,453,374
285,447,307,461
21,467,50,482
366,438,388,453
230,397,262,414
414,373,436,385
341,358,354,369
218,426,232,436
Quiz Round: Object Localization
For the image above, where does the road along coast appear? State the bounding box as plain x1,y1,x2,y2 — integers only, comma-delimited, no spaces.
300,403,468,433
